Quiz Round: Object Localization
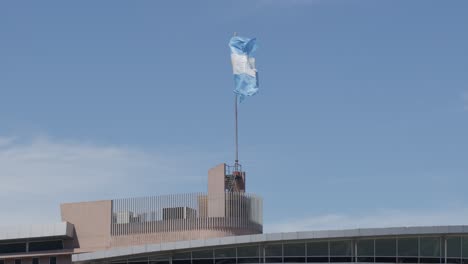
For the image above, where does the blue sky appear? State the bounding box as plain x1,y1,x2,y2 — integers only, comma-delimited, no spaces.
1,0,468,231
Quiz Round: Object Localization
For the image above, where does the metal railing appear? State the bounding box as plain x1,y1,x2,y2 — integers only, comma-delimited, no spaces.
110,193,262,236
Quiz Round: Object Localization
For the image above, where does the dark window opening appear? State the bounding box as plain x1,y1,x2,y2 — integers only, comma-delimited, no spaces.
447,258,462,264
237,246,259,258
0,243,26,254
265,257,282,263
375,239,396,257
357,239,374,257
150,260,170,264
192,260,213,264
330,241,352,256
283,256,305,263
265,244,282,257
237,258,261,263
330,256,353,262
215,248,236,259
397,257,418,263
307,257,329,263
376,257,397,263
33,258,40,264
420,257,442,263
283,243,305,257
307,242,328,257
448,237,462,258
398,238,418,257
357,257,374,262
15,259,22,264
172,261,191,264
192,250,213,259
420,237,441,257
49,257,56,264
214,259,236,264
29,240,63,252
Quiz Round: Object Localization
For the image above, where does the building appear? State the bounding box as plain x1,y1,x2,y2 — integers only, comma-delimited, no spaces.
1,163,468,263
72,225,468,264
0,222,74,264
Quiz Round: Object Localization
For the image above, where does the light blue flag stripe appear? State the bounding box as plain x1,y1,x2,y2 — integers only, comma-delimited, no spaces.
229,36,259,103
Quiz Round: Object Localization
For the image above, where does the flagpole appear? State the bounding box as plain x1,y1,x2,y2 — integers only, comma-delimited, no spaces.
233,32,239,169
235,94,239,167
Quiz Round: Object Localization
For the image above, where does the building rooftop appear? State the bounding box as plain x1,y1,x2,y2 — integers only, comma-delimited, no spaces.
72,225,468,262
0,222,74,242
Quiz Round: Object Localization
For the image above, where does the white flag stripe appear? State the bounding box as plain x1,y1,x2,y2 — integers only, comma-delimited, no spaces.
231,53,256,77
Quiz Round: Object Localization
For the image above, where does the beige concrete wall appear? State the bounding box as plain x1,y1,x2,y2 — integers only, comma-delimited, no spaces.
208,164,226,217
208,163,225,194
61,200,112,252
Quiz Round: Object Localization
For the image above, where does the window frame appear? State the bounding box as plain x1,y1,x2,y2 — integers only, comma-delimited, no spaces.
49,256,57,264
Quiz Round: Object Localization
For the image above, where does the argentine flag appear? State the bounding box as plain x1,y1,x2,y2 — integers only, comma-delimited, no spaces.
229,36,259,103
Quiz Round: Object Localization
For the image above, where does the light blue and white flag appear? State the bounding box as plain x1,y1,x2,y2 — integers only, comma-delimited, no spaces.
229,36,259,103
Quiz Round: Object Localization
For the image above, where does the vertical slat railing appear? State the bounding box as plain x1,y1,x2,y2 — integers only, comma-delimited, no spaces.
111,192,263,237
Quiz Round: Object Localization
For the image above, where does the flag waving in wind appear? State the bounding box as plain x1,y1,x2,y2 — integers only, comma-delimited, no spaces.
229,36,259,103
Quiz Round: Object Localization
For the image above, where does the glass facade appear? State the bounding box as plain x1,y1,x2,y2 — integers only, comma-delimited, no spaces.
0,240,63,254
97,236,468,264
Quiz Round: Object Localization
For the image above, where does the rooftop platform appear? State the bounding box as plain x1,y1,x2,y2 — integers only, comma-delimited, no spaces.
0,222,74,242
72,225,468,263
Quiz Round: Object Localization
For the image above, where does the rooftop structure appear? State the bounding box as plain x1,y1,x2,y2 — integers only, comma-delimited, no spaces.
72,225,468,264
0,223,74,264
2,164,467,264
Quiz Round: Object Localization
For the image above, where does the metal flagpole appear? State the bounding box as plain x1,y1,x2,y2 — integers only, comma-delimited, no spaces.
233,32,239,169
235,94,239,167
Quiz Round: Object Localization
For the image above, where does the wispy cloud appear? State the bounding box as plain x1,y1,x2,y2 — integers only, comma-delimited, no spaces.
0,136,209,226
0,136,16,147
265,209,468,233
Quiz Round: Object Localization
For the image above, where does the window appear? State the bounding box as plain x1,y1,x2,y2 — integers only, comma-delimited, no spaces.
329,240,352,262
214,248,236,264
49,257,56,264
0,243,27,254
0,260,4,264
420,237,441,263
375,238,396,263
128,257,148,264
463,237,468,261
149,256,170,264
265,244,282,263
307,241,329,263
447,236,462,264
397,238,418,263
15,259,21,264
192,249,213,264
173,252,191,264
29,240,63,252
32,258,40,264
357,239,374,262
237,245,260,264
283,243,305,263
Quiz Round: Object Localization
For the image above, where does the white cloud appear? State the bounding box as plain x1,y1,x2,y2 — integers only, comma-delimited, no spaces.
265,209,468,233
0,136,210,226
0,136,16,147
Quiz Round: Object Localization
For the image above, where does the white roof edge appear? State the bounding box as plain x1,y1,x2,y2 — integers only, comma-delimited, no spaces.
72,225,468,262
0,222,74,241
